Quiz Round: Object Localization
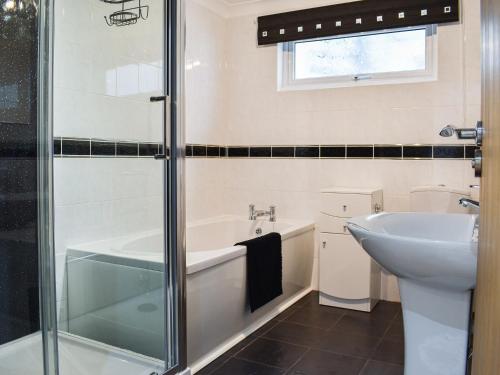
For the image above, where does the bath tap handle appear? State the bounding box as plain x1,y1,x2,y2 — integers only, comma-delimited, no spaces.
269,205,276,222
249,204,256,220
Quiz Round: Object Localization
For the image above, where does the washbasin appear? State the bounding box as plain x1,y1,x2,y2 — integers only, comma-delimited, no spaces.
347,213,478,291
347,213,479,375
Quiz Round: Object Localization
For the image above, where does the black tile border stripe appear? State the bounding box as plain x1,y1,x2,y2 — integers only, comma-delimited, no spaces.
465,145,477,159
228,147,250,158
207,146,220,157
250,147,272,158
347,145,374,159
139,143,159,157
61,138,91,157
295,146,320,158
374,145,402,159
92,140,116,157
320,146,346,158
433,145,465,159
54,138,475,161
192,145,208,157
272,146,295,158
403,145,433,159
116,142,139,157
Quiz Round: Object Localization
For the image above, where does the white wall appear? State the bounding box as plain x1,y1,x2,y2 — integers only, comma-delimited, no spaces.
53,0,165,314
185,0,229,221
185,0,482,301
54,0,163,141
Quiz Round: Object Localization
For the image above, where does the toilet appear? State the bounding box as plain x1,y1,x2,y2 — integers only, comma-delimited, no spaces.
410,185,471,213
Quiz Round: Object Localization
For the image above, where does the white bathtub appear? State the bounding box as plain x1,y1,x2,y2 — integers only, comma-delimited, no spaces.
67,215,315,371
185,216,315,370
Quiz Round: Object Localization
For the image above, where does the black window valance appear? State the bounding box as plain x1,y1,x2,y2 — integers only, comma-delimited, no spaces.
257,0,459,46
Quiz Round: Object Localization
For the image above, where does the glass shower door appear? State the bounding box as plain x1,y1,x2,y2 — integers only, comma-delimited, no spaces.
49,0,180,374
0,0,58,374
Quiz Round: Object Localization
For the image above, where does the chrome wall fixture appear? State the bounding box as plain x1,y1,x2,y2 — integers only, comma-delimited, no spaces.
439,124,478,139
439,122,484,177
100,0,149,27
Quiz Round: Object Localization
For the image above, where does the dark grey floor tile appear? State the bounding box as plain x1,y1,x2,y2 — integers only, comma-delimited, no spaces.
372,339,405,365
394,312,403,323
368,301,402,321
293,291,319,308
225,336,258,356
313,331,382,358
307,302,346,313
196,354,231,375
212,358,285,375
263,321,327,347
360,360,404,375
332,313,392,337
385,319,404,341
345,302,400,322
285,305,344,329
275,306,301,321
204,297,404,375
286,349,366,375
253,319,281,337
236,338,308,369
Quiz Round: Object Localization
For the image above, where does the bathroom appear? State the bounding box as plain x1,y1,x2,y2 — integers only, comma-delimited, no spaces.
1,0,499,374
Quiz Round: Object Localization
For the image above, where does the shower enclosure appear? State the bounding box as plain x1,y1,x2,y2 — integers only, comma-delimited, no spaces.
0,0,186,374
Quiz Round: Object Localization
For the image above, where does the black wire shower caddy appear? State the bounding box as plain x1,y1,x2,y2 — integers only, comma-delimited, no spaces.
100,0,149,27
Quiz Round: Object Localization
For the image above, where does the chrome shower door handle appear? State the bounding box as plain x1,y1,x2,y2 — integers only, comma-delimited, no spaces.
150,95,171,160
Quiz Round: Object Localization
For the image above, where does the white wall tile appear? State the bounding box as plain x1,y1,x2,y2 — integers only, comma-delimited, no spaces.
194,0,480,304
52,0,481,309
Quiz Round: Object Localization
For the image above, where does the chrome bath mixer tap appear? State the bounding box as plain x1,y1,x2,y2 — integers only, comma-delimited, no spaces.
249,204,276,222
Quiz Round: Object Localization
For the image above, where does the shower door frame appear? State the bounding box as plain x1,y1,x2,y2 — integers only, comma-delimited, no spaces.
38,0,60,374
164,0,188,373
37,0,188,373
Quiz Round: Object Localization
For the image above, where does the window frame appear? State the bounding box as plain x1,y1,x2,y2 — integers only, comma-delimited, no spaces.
278,25,438,91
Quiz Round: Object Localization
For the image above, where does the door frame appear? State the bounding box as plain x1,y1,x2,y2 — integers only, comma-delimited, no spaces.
472,0,500,373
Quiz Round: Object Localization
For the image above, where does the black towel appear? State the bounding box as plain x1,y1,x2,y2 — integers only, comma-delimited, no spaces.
236,232,283,313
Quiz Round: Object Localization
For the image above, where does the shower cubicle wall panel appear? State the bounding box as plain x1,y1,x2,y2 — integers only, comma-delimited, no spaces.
0,0,40,345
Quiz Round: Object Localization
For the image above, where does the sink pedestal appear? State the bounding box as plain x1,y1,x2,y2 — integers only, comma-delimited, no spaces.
399,279,471,375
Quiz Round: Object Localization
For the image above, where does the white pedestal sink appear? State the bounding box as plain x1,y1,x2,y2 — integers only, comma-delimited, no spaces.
347,213,478,375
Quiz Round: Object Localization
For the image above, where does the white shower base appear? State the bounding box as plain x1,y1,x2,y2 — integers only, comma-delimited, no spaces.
0,332,163,375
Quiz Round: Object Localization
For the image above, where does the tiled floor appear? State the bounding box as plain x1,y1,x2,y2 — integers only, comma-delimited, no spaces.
197,292,404,375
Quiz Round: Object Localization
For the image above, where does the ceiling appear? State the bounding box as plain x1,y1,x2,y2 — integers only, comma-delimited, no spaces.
222,0,265,5
198,0,346,18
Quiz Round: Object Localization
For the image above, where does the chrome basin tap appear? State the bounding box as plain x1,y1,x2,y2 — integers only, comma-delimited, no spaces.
249,204,276,222
459,198,480,209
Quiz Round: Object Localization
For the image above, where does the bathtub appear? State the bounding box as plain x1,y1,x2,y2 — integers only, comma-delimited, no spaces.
66,215,315,370
186,216,315,370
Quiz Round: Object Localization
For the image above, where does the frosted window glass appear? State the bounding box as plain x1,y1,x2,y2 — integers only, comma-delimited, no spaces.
294,29,427,79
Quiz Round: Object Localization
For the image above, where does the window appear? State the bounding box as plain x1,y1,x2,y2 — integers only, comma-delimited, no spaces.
279,26,437,90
